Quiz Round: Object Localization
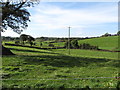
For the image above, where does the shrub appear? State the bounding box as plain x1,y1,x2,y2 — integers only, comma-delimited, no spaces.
64,39,79,49
64,40,73,49
33,43,36,45
117,31,120,36
40,42,42,46
79,43,99,50
15,41,20,45
101,33,111,37
29,42,33,46
48,43,54,47
71,39,79,49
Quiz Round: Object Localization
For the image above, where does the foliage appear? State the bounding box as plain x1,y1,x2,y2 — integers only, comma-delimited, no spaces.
117,31,120,36
71,39,79,49
101,33,111,37
4,36,119,51
1,1,39,33
64,39,97,50
20,34,35,46
20,34,28,44
40,42,42,46
28,35,35,42
15,41,20,45
28,35,35,46
79,43,99,50
33,42,36,46
29,41,33,46
64,40,73,49
48,43,54,47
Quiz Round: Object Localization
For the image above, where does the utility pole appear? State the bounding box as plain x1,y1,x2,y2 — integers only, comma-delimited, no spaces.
68,26,71,55
0,8,2,89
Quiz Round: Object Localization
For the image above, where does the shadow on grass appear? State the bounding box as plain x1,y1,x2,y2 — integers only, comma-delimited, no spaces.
20,54,119,68
8,47,57,54
5,47,119,68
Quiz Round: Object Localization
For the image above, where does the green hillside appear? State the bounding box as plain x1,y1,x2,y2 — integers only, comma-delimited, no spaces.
78,36,119,51
3,36,119,51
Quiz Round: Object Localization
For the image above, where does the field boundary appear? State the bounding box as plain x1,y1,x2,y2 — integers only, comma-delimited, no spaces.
4,43,120,52
4,43,64,50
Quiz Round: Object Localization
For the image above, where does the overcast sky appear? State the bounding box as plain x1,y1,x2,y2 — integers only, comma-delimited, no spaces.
2,2,118,38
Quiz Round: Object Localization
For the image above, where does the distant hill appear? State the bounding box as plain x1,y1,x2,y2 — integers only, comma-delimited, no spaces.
78,36,119,51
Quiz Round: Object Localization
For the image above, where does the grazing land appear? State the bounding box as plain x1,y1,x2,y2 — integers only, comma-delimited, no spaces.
3,36,119,50
78,36,119,51
2,1,119,89
2,41,119,88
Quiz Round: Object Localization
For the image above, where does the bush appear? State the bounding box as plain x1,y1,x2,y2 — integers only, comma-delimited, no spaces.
64,40,73,49
33,43,36,46
29,42,33,46
101,33,111,37
48,43,54,47
79,43,99,50
40,42,42,46
117,31,120,36
71,39,79,49
64,39,79,49
15,41,20,45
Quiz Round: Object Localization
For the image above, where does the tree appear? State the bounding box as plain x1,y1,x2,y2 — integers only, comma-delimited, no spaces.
64,40,73,49
20,34,28,45
27,35,35,46
71,39,79,49
1,0,39,55
20,34,35,46
1,0,39,33
101,33,111,37
28,35,35,42
117,31,120,36
64,39,79,49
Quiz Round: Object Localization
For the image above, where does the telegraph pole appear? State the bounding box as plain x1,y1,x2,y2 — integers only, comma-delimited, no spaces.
68,26,71,55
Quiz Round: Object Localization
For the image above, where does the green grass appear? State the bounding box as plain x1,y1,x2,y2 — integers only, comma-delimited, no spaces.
2,45,119,88
52,49,118,60
78,36,119,50
3,40,65,48
3,36,119,51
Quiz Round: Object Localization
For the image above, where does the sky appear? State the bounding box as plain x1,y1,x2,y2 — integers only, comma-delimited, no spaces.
2,1,118,38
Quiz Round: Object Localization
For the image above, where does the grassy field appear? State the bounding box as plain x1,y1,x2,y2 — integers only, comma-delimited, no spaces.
3,36,119,51
2,40,65,48
2,45,119,88
78,36,119,51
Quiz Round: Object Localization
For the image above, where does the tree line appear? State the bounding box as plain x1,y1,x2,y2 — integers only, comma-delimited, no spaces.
2,31,120,42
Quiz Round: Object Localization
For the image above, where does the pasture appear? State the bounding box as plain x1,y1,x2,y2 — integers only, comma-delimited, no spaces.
2,44,119,88
2,1,120,89
78,36,119,51
3,36,119,51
